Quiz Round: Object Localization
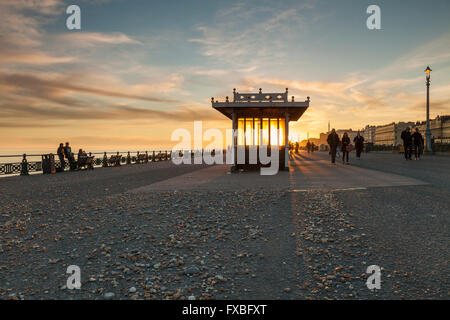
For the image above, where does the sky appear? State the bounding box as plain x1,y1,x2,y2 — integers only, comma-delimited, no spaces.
1,0,450,152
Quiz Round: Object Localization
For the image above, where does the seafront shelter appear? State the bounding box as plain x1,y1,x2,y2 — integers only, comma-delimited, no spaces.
212,88,310,171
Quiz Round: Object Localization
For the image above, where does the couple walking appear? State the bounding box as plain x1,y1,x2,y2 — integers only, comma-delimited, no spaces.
401,127,424,160
327,129,364,164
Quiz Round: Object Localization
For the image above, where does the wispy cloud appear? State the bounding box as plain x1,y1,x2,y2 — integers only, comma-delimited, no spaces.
0,72,181,103
0,0,141,68
0,50,76,65
55,32,142,47
189,0,316,66
0,99,220,122
0,0,75,66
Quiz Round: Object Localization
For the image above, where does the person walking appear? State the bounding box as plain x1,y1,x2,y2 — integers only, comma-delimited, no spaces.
306,141,311,153
354,131,365,159
327,129,340,164
341,132,351,165
311,142,315,153
401,127,413,160
57,143,65,172
412,128,424,160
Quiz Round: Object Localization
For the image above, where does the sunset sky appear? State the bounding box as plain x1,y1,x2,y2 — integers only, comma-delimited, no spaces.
1,0,450,152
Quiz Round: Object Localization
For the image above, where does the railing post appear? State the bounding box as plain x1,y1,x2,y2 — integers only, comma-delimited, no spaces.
20,154,29,176
127,151,131,165
103,152,108,167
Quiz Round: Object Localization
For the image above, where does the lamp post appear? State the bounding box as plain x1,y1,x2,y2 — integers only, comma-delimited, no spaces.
425,66,432,152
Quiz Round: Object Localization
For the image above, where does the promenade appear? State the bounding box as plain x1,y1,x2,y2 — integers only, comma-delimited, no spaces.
0,152,448,300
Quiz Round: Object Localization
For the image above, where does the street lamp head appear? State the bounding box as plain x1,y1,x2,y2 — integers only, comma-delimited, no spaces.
425,66,432,79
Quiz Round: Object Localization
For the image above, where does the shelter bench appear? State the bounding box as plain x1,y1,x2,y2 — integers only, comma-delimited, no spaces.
136,153,148,164
108,155,122,167
77,156,95,170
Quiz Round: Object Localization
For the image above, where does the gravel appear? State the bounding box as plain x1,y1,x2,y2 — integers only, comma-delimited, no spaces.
0,154,448,300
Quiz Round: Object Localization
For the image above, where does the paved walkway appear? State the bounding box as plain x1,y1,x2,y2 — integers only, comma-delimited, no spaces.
130,152,426,192
0,151,447,300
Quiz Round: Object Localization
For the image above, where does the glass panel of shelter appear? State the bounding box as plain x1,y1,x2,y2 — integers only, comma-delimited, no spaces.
237,118,285,146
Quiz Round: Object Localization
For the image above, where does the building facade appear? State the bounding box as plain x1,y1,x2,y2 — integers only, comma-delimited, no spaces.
362,125,376,144
412,115,450,144
374,123,395,146
374,122,414,146
317,115,449,149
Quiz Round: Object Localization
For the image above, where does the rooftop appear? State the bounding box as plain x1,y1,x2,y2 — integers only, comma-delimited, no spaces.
212,88,310,121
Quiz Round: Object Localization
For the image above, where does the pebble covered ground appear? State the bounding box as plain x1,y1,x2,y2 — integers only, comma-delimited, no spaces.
0,153,448,300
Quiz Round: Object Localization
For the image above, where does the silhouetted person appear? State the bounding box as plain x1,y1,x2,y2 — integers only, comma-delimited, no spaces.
78,148,87,158
341,132,351,164
327,129,340,164
354,131,365,159
57,143,65,171
311,142,315,153
412,128,424,160
306,141,311,153
401,127,413,160
64,142,76,170
77,149,88,169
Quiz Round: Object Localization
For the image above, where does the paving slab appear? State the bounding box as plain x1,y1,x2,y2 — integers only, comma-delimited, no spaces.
129,152,427,192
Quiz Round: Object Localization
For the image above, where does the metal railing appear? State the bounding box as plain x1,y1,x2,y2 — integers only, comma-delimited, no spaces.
0,150,177,176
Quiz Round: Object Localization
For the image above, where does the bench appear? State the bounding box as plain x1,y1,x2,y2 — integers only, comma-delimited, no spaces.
136,153,148,164
154,152,163,161
77,156,95,170
108,154,122,167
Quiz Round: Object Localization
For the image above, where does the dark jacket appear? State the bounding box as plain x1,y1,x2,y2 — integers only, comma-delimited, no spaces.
327,132,340,148
412,132,423,146
354,135,364,149
401,130,412,146
57,146,65,157
341,136,351,151
64,146,72,159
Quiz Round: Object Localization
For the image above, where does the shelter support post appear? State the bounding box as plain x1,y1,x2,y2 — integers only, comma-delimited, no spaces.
232,111,237,171
285,112,289,170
